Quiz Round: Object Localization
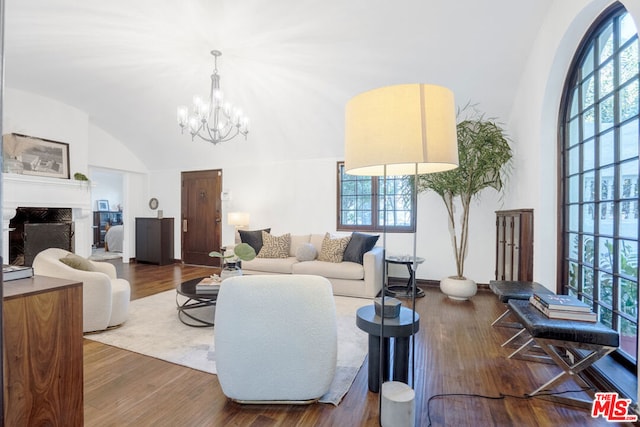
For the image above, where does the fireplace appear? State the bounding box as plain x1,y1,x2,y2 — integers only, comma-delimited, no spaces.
9,207,74,266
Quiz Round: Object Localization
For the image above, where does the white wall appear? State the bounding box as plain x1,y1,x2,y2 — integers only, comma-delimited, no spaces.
3,88,151,259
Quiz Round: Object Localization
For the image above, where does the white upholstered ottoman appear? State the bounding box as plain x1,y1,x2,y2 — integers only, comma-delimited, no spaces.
214,274,337,403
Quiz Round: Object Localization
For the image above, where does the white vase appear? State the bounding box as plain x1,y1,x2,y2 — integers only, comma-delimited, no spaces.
439,276,477,301
220,262,242,281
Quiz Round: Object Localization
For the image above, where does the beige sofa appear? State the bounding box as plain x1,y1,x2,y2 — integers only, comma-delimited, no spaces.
240,233,383,299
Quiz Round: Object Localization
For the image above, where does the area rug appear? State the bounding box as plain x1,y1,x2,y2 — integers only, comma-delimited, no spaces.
84,289,370,405
88,248,122,261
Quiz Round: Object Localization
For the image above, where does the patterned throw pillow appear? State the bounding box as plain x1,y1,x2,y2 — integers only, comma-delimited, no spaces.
257,232,291,258
318,233,351,263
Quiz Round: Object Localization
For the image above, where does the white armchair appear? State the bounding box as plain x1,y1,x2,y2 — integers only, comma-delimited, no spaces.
32,248,130,333
214,274,337,403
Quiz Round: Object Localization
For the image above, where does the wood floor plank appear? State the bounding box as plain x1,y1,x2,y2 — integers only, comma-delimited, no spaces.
82,260,632,426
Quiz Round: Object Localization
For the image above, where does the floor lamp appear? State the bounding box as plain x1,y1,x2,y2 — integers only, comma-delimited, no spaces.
344,84,459,427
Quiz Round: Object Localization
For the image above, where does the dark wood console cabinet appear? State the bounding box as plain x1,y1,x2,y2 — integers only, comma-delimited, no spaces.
135,217,174,265
3,276,84,426
495,209,534,282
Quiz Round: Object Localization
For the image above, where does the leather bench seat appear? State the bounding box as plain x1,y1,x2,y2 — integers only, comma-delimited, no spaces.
489,280,553,303
508,300,619,347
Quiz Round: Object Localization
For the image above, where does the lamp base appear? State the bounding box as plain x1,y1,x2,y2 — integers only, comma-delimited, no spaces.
385,285,425,299
374,297,401,318
381,381,415,427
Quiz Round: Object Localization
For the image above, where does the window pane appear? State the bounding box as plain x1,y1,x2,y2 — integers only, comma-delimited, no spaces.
584,203,595,231
569,176,579,203
599,130,615,166
584,171,595,201
599,238,614,272
619,201,638,239
570,87,580,119
621,119,639,160
568,145,580,175
583,266,595,296
620,79,639,122
582,77,596,110
600,166,615,200
568,204,579,232
620,40,638,85
599,61,614,98
583,107,595,139
581,44,595,77
599,95,615,131
621,13,637,46
619,239,638,280
568,260,579,289
569,232,580,259
620,279,638,315
583,235,594,265
598,23,614,64
583,139,595,170
599,271,614,306
620,318,637,360
568,117,579,148
619,159,638,199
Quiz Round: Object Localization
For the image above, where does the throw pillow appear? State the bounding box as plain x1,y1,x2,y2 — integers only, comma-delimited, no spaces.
239,228,271,253
318,233,351,263
295,243,317,262
59,253,96,271
343,232,380,264
257,232,291,258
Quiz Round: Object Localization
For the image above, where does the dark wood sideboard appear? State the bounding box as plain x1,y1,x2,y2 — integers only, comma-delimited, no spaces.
135,217,174,265
3,276,84,426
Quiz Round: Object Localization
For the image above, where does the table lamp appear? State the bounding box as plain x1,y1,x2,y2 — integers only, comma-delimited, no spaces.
344,83,459,427
228,212,250,244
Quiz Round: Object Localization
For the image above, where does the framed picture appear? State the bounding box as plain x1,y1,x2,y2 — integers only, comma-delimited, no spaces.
97,200,109,211
2,133,70,179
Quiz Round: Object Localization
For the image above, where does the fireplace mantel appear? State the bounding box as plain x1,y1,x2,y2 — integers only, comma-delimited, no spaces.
2,173,94,260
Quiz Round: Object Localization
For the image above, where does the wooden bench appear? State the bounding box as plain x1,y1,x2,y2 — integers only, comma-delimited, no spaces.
489,280,553,328
506,299,619,408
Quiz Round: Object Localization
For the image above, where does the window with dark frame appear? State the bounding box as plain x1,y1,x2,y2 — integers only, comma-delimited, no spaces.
560,4,638,371
336,162,415,232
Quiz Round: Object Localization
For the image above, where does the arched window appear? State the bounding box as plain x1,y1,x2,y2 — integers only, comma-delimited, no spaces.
560,3,639,368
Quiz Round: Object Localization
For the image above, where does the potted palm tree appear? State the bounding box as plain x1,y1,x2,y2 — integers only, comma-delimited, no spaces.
417,107,512,300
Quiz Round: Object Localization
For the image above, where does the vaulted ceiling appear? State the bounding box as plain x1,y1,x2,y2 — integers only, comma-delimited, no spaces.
4,0,554,171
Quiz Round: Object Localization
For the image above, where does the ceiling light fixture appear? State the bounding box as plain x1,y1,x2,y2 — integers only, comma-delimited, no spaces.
177,50,249,145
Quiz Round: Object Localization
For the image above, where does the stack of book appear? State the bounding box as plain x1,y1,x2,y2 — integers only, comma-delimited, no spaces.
529,292,597,322
195,277,221,294
3,265,34,282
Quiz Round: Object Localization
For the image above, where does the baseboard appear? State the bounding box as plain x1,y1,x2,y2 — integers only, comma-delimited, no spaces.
388,277,491,291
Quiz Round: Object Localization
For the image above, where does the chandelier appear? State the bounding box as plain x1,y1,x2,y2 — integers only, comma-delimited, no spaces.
177,50,249,145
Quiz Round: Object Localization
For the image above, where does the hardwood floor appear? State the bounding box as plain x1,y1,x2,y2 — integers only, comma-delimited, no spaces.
83,260,632,426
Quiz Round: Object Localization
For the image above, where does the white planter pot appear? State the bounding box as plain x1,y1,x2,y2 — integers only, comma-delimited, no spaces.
440,276,477,301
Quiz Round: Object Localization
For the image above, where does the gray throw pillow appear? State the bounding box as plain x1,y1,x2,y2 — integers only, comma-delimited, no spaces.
295,243,317,262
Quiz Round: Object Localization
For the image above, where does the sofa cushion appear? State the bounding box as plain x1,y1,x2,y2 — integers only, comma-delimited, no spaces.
296,243,317,262
318,233,351,263
257,232,291,258
292,260,364,280
242,257,299,274
60,253,96,271
239,228,271,253
289,234,311,257
343,232,379,264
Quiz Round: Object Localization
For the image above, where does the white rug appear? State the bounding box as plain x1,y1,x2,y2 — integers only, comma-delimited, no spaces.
89,248,122,261
85,289,370,405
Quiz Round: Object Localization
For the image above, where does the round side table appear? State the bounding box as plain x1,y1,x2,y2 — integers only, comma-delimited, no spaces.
356,305,420,393
386,255,425,298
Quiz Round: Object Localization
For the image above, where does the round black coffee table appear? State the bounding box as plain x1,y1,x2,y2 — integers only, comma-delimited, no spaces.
176,277,219,327
385,255,426,298
356,305,420,393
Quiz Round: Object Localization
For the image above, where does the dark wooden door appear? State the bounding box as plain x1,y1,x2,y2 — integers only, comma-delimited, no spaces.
181,170,222,266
